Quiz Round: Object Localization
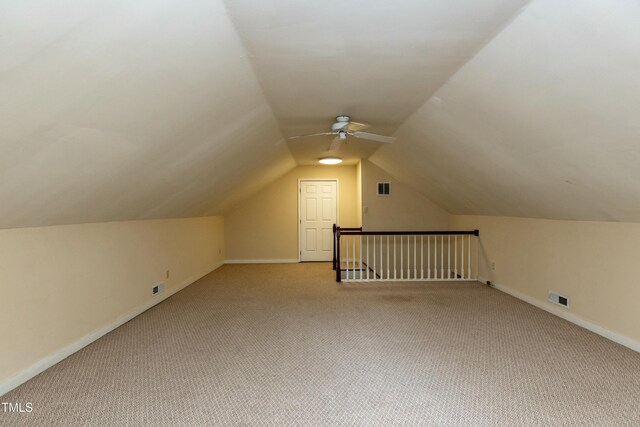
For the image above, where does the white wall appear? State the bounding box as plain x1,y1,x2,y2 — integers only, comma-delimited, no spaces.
0,216,225,395
450,214,640,350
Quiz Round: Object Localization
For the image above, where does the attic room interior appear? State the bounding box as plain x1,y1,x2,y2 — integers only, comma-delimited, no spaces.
1,0,640,425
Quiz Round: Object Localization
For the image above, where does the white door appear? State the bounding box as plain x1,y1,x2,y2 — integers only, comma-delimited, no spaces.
299,180,337,261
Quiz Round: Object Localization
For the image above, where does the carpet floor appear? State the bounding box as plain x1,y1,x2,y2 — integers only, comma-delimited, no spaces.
2,263,640,426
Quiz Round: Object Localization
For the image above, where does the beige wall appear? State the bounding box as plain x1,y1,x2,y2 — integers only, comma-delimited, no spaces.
355,161,363,228
225,165,358,261
0,217,224,393
450,214,640,347
361,160,449,231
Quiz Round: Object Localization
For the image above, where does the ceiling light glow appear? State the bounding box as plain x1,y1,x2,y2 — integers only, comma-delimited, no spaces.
319,157,342,165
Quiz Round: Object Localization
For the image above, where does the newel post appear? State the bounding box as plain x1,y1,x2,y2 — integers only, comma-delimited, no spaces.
335,228,342,283
332,224,337,271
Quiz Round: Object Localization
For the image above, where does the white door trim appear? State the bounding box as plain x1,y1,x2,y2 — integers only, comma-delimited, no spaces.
298,179,339,262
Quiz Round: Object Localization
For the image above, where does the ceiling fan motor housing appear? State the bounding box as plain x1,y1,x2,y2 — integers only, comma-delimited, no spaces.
332,115,350,132
332,122,348,132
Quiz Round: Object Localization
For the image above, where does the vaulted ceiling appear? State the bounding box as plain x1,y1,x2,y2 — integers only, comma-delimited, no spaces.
0,0,294,228
2,0,639,228
371,0,640,221
223,0,530,164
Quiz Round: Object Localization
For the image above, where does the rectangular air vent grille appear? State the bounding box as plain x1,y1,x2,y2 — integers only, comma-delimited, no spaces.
548,291,569,307
377,182,391,196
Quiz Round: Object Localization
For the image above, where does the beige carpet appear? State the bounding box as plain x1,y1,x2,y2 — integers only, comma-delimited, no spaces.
2,263,640,426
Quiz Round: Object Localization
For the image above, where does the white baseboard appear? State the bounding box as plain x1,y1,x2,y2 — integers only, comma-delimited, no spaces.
0,261,223,397
479,276,640,353
225,259,300,264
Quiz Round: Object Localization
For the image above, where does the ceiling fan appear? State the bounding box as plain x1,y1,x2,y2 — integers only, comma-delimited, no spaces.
288,115,396,152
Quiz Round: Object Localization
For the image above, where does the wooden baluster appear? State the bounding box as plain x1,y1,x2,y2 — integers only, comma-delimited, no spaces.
413,235,417,280
420,235,424,280
366,235,369,280
407,235,411,279
359,235,362,281
387,235,390,280
468,234,471,280
440,235,444,279
352,235,356,280
461,235,465,279
454,235,458,280
427,235,431,279
400,235,403,280
393,235,397,280
346,236,350,280
447,235,451,280
372,235,376,281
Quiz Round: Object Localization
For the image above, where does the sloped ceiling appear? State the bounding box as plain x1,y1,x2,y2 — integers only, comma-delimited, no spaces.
223,0,531,164
0,0,295,229
4,0,638,228
371,0,640,222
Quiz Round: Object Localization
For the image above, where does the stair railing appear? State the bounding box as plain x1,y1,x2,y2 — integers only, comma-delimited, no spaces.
334,226,479,283
332,224,362,271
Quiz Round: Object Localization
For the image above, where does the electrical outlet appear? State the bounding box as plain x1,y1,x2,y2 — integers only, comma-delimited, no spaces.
152,283,165,296
491,262,496,271
218,248,222,254
166,270,170,279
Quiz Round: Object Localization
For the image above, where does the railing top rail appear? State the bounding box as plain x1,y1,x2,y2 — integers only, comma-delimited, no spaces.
337,227,363,231
339,229,479,236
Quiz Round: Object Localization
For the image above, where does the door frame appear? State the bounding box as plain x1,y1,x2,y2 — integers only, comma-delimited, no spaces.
297,178,340,262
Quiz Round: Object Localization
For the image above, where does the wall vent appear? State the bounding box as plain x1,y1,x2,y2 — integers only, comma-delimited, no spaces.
377,182,391,196
548,291,569,307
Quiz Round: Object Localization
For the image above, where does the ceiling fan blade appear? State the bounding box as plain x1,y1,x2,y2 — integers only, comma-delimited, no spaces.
349,131,396,144
288,132,334,140
347,121,370,132
328,136,341,152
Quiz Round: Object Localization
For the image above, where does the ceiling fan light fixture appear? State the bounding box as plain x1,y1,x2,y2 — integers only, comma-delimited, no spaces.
319,157,342,165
